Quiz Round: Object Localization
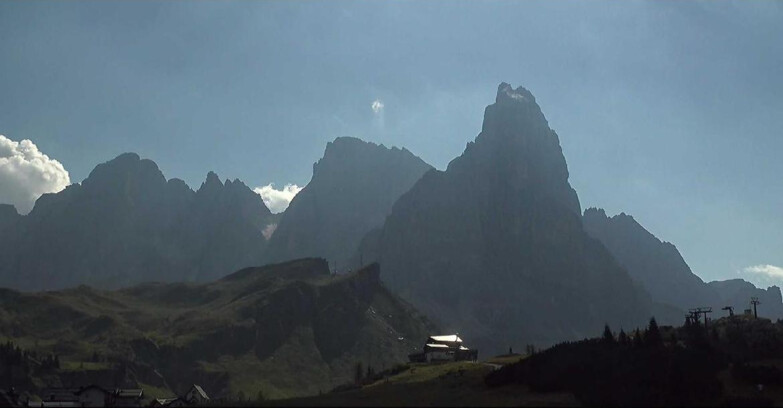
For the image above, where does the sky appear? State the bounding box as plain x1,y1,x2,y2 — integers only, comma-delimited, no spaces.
0,1,781,286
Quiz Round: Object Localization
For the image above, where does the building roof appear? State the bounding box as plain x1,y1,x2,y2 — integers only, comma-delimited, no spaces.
428,335,463,343
74,385,109,395
114,389,143,398
39,389,79,402
189,385,209,401
425,343,451,349
152,398,185,407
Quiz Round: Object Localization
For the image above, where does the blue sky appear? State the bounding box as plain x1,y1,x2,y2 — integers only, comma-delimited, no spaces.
0,1,781,286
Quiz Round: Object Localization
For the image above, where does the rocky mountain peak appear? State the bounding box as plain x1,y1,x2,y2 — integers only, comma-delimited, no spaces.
495,82,536,104
199,171,224,191
445,82,580,215
81,152,167,193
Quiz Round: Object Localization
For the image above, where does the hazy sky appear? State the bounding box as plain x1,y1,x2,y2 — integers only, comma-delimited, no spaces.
1,1,781,286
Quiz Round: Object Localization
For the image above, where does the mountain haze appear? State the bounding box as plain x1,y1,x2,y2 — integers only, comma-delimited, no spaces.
582,208,720,314
361,83,655,353
0,153,275,290
265,137,432,269
583,207,783,320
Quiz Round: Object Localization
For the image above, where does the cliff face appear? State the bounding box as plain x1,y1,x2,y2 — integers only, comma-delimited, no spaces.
582,207,783,321
0,259,435,399
582,208,721,314
709,279,783,319
363,83,654,353
0,153,275,290
265,137,432,269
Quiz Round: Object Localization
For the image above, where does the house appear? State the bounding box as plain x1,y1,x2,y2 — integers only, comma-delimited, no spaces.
149,398,187,407
29,386,144,408
75,386,111,407
31,389,80,407
408,334,479,363
183,385,209,406
113,389,143,407
150,385,208,407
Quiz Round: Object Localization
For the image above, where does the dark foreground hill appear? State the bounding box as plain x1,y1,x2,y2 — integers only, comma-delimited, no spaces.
0,259,435,400
0,153,276,291
274,316,783,407
486,316,783,407
265,137,432,270
360,83,657,354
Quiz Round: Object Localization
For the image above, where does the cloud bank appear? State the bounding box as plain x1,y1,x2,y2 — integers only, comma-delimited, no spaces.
0,135,70,214
743,264,783,279
741,264,783,288
253,183,303,214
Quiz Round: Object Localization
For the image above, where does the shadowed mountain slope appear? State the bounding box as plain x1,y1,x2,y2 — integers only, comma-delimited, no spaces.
360,83,655,354
583,207,783,321
0,153,275,290
582,208,721,314
265,137,432,269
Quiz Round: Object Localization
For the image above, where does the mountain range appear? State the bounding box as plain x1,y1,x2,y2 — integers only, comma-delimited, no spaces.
0,153,277,290
0,81,780,368
583,207,783,321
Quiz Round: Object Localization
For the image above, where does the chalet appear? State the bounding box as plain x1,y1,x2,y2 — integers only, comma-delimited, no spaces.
149,398,187,407
74,386,110,407
30,388,80,407
408,334,478,363
150,385,208,407
183,385,209,406
28,387,144,407
113,389,143,407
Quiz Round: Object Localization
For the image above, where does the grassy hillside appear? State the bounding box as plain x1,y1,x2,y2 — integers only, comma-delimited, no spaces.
273,360,578,407
0,259,436,400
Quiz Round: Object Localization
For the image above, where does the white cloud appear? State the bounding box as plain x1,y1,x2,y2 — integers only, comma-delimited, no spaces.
371,99,384,114
740,264,783,288
0,135,70,214
253,183,303,214
743,264,783,279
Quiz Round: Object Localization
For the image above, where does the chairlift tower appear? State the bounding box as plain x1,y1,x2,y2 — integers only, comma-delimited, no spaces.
721,306,734,317
751,297,761,319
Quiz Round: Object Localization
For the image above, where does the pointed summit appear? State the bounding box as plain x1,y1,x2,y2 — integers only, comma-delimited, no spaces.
446,82,580,215
363,83,652,353
200,171,223,190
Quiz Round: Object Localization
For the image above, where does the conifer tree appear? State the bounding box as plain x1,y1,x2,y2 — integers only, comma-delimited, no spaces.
633,328,643,347
645,317,663,347
602,324,615,344
618,329,628,346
